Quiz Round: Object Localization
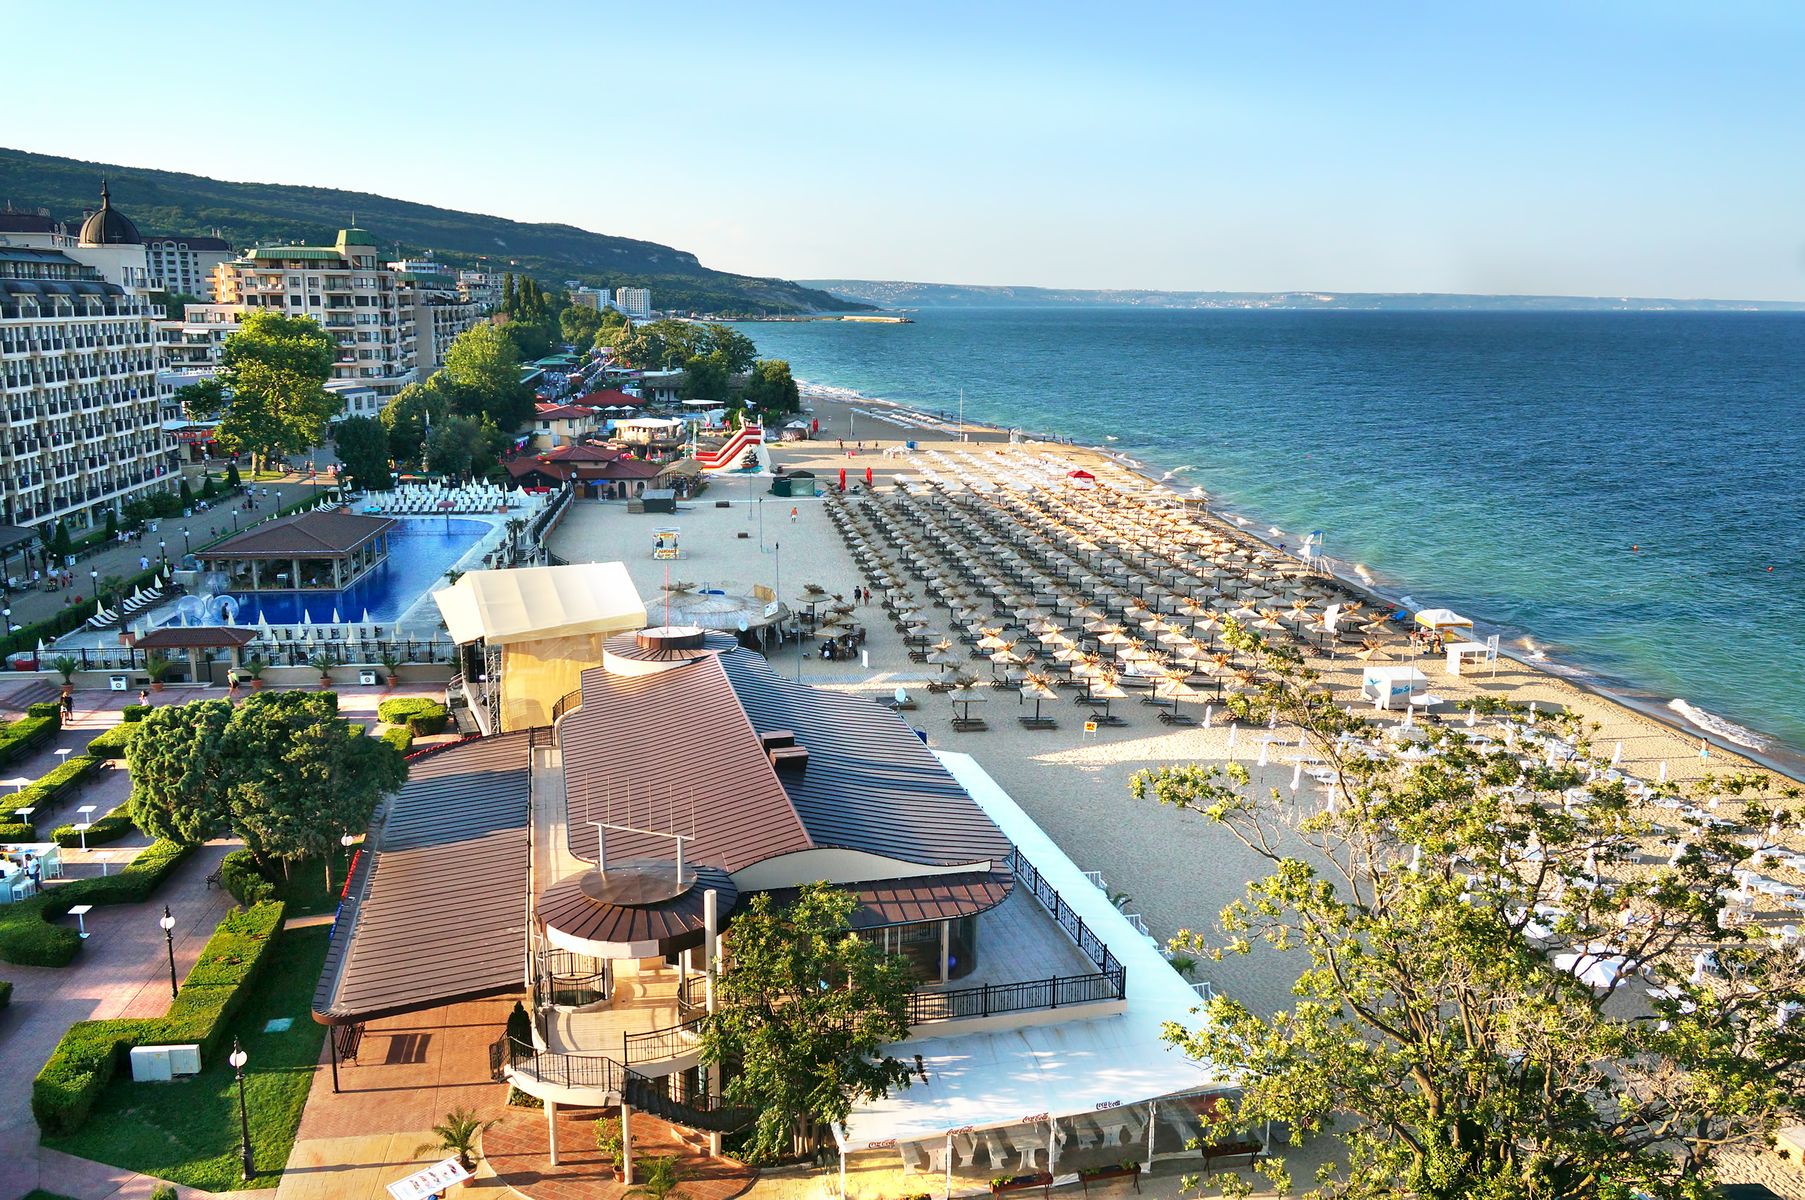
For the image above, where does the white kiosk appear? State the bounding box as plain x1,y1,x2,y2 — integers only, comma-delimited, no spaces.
1362,665,1428,710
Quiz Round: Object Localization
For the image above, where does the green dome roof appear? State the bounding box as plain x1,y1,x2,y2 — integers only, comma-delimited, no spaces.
336,227,377,247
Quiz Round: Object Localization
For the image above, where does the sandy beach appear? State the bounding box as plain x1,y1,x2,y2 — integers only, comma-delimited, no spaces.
547,402,1805,1197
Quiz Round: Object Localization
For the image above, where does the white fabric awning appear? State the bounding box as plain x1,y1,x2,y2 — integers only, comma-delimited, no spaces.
837,753,1228,1150
1414,608,1473,629
432,563,646,646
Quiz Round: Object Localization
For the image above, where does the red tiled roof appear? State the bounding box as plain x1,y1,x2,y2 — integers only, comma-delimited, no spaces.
535,403,598,420
574,389,643,408
133,626,259,650
204,511,395,558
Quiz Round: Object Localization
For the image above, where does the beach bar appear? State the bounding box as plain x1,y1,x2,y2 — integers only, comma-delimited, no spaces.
198,511,396,592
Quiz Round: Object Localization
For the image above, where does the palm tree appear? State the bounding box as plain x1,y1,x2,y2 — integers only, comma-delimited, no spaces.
625,1154,687,1200
414,1107,501,1172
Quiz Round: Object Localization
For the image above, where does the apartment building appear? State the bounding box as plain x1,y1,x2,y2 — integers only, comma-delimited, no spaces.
458,269,502,311
145,235,232,299
211,228,418,397
390,260,481,374
614,286,651,318
0,220,169,529
571,286,609,311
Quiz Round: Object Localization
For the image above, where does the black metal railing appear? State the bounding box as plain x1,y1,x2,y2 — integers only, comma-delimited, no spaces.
623,1065,755,1133
900,847,1128,1026
491,1033,624,1094
622,1016,703,1066
551,687,582,723
541,949,611,1008
906,972,1123,1024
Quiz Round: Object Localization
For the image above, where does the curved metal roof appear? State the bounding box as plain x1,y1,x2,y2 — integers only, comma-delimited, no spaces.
539,862,738,958
78,182,142,246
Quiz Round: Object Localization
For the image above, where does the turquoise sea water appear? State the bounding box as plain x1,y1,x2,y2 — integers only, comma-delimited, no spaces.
736,309,1805,766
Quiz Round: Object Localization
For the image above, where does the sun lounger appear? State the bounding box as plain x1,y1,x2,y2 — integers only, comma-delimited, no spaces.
1018,716,1058,730
951,717,988,732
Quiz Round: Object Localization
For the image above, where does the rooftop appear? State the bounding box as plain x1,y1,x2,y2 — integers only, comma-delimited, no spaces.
204,511,395,558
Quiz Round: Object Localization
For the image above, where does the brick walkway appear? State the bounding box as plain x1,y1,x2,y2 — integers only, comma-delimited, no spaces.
0,834,237,1200
484,1105,757,1200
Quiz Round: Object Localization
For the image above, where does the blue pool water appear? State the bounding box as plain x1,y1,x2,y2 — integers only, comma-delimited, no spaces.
203,517,489,626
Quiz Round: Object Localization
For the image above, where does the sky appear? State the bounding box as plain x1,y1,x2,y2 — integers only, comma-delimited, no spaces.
9,1,1805,299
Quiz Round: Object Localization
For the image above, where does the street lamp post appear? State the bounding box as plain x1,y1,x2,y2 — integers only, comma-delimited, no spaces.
228,1038,253,1180
182,527,190,556
158,539,167,566
90,568,98,602
158,905,177,999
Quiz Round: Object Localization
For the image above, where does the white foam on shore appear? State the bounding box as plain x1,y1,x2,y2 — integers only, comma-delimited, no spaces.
1668,699,1770,752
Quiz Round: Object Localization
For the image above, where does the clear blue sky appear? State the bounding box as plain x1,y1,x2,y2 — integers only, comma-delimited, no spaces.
11,1,1805,298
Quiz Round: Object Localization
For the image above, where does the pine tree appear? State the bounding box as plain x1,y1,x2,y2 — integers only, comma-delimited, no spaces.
501,272,517,319
104,509,118,541
225,461,241,489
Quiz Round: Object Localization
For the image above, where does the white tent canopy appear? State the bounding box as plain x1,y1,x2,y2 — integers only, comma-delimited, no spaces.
1413,607,1473,631
1362,664,1429,709
432,563,646,646
837,752,1226,1151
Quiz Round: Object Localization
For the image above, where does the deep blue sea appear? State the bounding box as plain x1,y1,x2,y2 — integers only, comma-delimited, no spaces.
736,309,1805,765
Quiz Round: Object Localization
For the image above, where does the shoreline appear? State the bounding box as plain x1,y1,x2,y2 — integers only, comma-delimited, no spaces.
789,378,1804,788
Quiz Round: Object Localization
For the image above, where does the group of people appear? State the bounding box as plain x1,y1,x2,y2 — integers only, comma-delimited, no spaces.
1411,626,1450,656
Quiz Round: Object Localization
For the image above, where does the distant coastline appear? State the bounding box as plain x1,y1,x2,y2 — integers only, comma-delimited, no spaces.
801,278,1805,313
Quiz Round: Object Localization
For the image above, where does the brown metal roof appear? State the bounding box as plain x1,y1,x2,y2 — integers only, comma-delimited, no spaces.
560,657,813,873
206,511,396,559
312,731,533,1025
764,867,1013,930
719,651,1014,867
132,626,259,650
539,862,738,956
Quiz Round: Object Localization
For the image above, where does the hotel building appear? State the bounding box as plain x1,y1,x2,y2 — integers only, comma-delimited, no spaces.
0,187,173,529
614,286,651,318
145,234,232,299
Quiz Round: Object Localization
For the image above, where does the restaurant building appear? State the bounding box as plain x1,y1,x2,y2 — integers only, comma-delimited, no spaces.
314,566,1226,1196
198,511,395,591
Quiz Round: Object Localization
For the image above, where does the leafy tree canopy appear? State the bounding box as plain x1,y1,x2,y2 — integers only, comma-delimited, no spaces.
680,351,731,403
333,415,393,491
610,320,757,373
126,690,408,871
215,311,338,475
742,359,801,419
1137,618,1805,1200
699,883,913,1163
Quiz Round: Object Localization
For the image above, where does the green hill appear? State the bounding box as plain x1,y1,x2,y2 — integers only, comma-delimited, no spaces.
0,147,860,315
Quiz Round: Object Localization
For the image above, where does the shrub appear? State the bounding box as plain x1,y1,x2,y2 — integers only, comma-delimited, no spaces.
0,822,30,841
121,704,152,723
31,901,285,1136
220,849,277,907
85,724,137,759
0,839,192,967
151,1186,177,1200
25,701,63,727
376,697,449,736
53,809,135,848
380,725,414,753
2,755,105,819
0,711,58,766
0,979,11,1008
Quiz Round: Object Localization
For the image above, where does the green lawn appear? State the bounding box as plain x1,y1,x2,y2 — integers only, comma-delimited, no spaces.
44,924,331,1191
23,1191,79,1200
272,849,357,918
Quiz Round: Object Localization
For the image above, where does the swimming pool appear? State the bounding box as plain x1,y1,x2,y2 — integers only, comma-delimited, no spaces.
188,517,490,626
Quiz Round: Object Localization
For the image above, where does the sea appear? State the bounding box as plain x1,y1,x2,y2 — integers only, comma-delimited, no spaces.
733,308,1805,774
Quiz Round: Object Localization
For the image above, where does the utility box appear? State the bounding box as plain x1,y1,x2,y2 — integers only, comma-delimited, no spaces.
130,1044,201,1081
358,669,379,686
109,675,128,691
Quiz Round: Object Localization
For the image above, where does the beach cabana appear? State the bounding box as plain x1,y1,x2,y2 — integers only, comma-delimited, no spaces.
1361,664,1429,709
1413,608,1473,633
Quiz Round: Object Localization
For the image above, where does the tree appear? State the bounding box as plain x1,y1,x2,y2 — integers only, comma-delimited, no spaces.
104,509,117,541
593,309,629,350
334,416,392,491
500,319,554,364
742,359,801,420
382,375,457,465
215,311,338,476
698,883,913,1163
414,1108,501,1173
179,479,195,510
426,415,504,482
52,522,73,560
699,323,757,374
173,378,226,420
560,304,603,346
127,699,237,845
225,461,241,489
679,352,730,403
127,692,407,875
1134,619,1805,1200
443,324,533,432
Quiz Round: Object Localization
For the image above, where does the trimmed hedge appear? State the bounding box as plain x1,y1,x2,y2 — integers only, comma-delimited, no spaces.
375,697,448,735
0,708,59,767
85,724,137,759
0,839,192,967
31,901,286,1136
379,725,414,753
220,849,276,906
2,754,105,820
121,704,152,723
52,809,134,848
0,978,11,1008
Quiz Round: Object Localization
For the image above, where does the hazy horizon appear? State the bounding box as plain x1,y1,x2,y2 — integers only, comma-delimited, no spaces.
7,1,1803,301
